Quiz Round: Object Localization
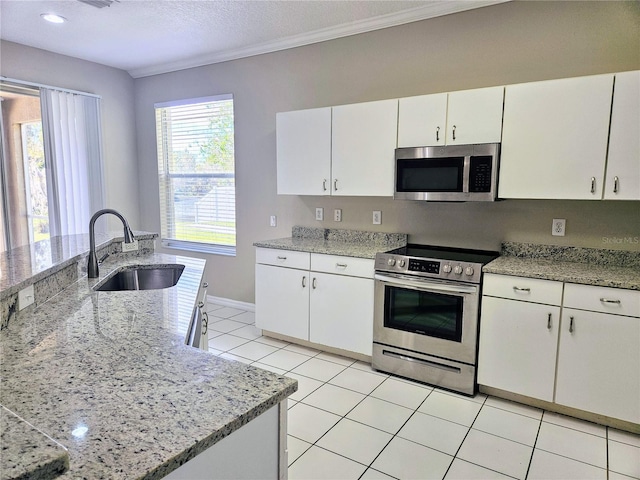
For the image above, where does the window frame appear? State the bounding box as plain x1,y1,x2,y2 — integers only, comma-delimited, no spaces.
155,94,236,257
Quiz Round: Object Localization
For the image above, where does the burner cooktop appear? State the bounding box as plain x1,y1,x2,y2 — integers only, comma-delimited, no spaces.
374,244,500,284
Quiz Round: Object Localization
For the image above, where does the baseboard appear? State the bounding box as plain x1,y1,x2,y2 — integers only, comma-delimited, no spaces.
207,295,255,312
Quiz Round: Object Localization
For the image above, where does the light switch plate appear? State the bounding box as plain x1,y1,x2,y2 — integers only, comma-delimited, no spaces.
315,208,324,221
552,218,566,236
270,215,277,227
122,239,139,252
18,284,35,310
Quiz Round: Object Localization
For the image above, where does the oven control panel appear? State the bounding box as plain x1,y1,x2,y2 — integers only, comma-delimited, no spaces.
375,254,484,283
408,259,440,274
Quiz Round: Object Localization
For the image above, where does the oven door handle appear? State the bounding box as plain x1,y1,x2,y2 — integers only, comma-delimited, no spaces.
374,274,478,294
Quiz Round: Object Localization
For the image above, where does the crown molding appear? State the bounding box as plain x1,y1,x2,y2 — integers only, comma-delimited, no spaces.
129,0,509,78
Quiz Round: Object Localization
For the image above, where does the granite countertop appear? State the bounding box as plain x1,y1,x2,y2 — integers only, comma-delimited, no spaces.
0,250,297,480
254,226,408,259
0,231,157,301
484,242,640,291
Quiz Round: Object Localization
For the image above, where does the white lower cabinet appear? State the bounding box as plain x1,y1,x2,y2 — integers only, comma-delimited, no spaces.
478,296,560,402
479,274,640,425
555,308,640,424
309,272,374,356
255,248,375,357
255,263,310,340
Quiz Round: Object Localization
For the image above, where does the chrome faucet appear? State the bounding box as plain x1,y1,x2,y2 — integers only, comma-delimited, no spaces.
87,209,135,278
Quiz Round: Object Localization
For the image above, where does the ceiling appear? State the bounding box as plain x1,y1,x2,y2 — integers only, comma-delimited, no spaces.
0,0,506,78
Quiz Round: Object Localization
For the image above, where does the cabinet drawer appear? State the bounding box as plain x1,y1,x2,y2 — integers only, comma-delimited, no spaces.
483,274,563,305
256,248,310,270
311,254,374,278
563,283,640,317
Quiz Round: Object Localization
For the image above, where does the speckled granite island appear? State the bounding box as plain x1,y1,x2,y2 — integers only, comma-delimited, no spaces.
0,234,297,480
484,242,640,290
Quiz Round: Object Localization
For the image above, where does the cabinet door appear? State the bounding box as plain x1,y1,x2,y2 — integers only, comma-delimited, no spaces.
605,70,640,200
331,99,398,196
446,86,504,145
397,93,448,147
555,308,640,424
255,264,309,340
499,74,614,199
478,296,560,402
276,107,332,195
309,273,374,356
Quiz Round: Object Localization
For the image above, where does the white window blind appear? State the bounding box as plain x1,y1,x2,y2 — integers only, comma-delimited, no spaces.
155,95,236,255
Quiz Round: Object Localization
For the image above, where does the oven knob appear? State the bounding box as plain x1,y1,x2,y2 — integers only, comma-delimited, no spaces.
398,260,406,268
453,265,463,275
465,266,475,276
442,264,452,273
387,258,396,266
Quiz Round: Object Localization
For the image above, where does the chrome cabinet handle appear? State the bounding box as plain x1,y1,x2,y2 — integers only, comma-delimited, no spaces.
452,125,457,141
277,256,287,260
547,313,552,330
436,126,440,142
336,263,348,268
202,311,208,335
302,276,306,288
569,316,574,333
334,179,338,191
513,286,531,293
600,298,621,305
312,277,317,289
613,176,619,194
591,177,596,194
323,179,327,191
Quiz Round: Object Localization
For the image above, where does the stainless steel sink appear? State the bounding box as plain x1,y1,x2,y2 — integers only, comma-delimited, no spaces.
95,264,185,291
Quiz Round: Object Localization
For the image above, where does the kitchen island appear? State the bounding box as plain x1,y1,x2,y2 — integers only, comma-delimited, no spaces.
0,235,297,479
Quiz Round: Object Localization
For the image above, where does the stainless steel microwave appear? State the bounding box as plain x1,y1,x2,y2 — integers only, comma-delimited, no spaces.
394,143,500,202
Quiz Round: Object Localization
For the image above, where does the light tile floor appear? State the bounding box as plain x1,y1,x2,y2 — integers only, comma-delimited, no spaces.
206,302,640,480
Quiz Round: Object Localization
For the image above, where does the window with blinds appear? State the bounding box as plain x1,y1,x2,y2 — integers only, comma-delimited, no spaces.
155,95,236,255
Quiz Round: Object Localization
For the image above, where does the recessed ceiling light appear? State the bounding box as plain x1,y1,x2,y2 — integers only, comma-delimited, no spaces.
41,13,67,24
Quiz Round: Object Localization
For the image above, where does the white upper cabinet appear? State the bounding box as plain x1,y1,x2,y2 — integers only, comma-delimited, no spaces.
331,99,398,196
276,107,332,195
398,93,448,147
397,86,504,147
605,70,640,200
499,74,614,199
445,86,504,145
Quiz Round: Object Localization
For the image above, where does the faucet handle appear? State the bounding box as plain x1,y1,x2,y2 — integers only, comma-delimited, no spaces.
98,252,110,265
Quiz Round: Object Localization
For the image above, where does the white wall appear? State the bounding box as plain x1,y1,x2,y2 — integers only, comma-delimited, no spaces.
135,1,640,304
0,41,140,229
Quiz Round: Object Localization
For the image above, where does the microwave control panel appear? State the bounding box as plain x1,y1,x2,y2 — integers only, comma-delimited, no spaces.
469,156,493,193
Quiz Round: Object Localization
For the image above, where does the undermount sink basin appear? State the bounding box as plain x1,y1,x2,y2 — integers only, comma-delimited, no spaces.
95,264,185,291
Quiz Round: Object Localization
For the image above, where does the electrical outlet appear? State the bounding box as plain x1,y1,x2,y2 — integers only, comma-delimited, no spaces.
315,208,324,221
270,215,277,227
18,284,35,310
373,210,382,225
334,209,342,222
552,218,566,236
122,239,139,252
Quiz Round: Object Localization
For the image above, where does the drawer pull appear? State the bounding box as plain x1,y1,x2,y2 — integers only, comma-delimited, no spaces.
336,263,348,268
613,176,619,194
591,177,596,194
302,276,306,288
600,298,621,305
513,286,531,293
277,256,287,260
547,313,552,330
569,316,574,333
312,277,317,289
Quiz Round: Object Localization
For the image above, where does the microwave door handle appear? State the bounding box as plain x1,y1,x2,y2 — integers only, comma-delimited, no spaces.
374,274,478,294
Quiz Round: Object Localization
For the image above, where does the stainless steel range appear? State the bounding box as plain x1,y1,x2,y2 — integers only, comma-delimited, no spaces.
372,244,499,396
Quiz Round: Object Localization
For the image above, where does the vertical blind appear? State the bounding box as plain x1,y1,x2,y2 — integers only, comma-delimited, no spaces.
155,95,236,255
